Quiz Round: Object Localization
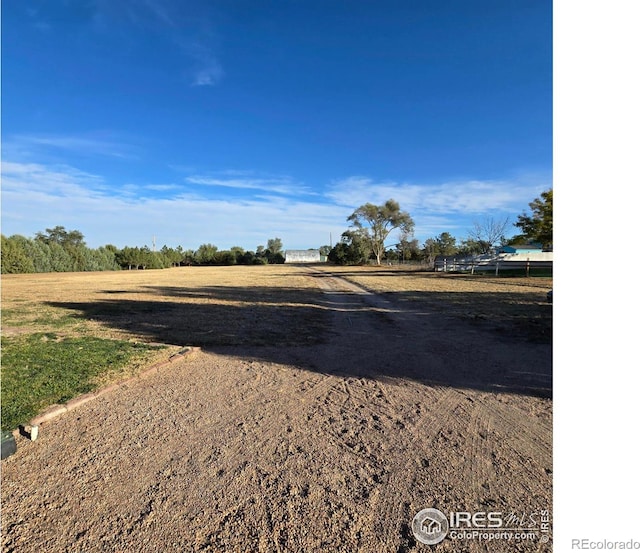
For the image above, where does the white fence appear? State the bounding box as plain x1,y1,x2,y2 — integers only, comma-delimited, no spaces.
435,253,552,275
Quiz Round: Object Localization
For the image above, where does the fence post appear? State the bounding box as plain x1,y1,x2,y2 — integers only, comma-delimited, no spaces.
495,261,499,276
526,258,530,277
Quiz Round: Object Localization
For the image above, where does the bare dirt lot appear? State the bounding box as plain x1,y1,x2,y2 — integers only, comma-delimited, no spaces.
1,265,552,552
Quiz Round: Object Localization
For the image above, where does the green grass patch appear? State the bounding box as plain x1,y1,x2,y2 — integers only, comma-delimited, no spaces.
0,308,26,326
32,310,81,328
1,333,165,430
1,306,80,330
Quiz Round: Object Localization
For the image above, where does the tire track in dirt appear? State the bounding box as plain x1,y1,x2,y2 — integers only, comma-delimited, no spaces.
264,269,476,550
366,388,467,552
301,266,553,552
467,403,500,507
474,396,552,471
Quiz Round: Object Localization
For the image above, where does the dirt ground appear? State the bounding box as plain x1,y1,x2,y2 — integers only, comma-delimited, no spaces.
1,266,552,552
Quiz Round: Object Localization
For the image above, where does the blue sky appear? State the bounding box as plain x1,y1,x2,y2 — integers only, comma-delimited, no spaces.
1,0,552,251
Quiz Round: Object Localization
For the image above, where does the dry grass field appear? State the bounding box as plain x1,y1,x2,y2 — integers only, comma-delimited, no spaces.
2,265,553,552
2,264,551,348
322,265,552,342
1,265,329,346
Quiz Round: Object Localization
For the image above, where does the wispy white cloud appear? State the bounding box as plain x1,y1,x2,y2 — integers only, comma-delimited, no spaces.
179,35,224,87
328,175,549,215
1,161,345,250
8,133,140,160
186,175,313,196
89,0,175,28
139,0,175,27
1,160,549,250
1,161,108,196
114,182,185,199
87,0,224,87
192,60,224,87
144,184,182,192
327,174,551,240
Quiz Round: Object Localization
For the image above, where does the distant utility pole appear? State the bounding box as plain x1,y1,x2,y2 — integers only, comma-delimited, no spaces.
152,235,156,252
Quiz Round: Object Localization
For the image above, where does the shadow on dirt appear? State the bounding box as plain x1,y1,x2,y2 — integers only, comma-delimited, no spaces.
52,286,335,347
47,282,552,399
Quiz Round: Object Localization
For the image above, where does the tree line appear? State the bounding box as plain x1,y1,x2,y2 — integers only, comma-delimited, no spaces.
1,227,287,274
1,189,551,273
328,189,552,265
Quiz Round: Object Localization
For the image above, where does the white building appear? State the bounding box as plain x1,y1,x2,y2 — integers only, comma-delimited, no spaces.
284,249,323,263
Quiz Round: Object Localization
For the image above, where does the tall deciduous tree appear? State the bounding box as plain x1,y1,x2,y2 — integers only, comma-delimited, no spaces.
35,226,85,248
422,232,458,266
347,199,414,265
328,230,371,265
266,238,283,255
468,217,510,254
435,232,457,256
514,189,553,249
1,235,35,273
395,231,420,262
195,243,218,265
264,238,284,263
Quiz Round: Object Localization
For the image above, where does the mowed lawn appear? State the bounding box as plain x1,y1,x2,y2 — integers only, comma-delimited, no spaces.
1,265,551,430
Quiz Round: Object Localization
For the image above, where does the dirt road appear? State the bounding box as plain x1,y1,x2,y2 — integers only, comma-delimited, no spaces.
1,267,552,552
